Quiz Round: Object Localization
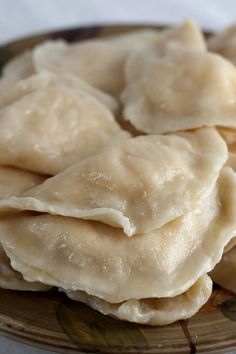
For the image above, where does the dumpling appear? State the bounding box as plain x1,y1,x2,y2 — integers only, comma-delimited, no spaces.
33,20,205,94
0,167,235,302
0,71,119,113
64,274,212,326
0,85,129,175
0,165,48,291
208,24,236,64
122,50,236,134
0,51,34,95
210,246,236,294
33,39,131,94
0,128,227,236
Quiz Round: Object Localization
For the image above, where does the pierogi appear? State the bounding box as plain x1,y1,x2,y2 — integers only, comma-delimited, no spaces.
0,85,129,175
122,50,236,134
0,128,227,236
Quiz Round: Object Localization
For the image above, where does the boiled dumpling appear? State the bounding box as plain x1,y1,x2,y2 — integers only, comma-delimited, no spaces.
0,167,235,302
64,274,212,325
0,85,129,175
33,20,205,94
0,128,227,236
122,50,236,134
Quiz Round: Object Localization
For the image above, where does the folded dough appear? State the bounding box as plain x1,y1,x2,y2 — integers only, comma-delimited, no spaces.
0,128,227,236
33,20,205,94
0,167,235,302
0,84,129,175
210,246,236,294
0,165,48,291
64,274,212,325
122,50,236,134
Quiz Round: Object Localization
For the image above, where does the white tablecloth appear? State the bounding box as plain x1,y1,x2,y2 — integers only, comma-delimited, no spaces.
0,0,236,353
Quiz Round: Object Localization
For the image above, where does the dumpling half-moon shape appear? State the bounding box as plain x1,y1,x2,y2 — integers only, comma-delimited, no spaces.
0,167,235,302
208,24,236,64
0,128,227,236
122,50,236,134
0,85,129,175
64,274,212,326
33,20,205,94
210,246,236,294
0,71,119,113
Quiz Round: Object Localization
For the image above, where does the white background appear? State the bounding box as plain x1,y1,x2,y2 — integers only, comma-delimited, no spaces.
0,0,236,353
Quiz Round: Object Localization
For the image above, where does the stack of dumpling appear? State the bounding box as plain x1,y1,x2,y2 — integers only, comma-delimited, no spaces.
0,19,236,326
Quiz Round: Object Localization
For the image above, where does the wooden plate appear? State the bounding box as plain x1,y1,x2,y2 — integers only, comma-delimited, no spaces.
0,25,235,354
0,286,236,353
